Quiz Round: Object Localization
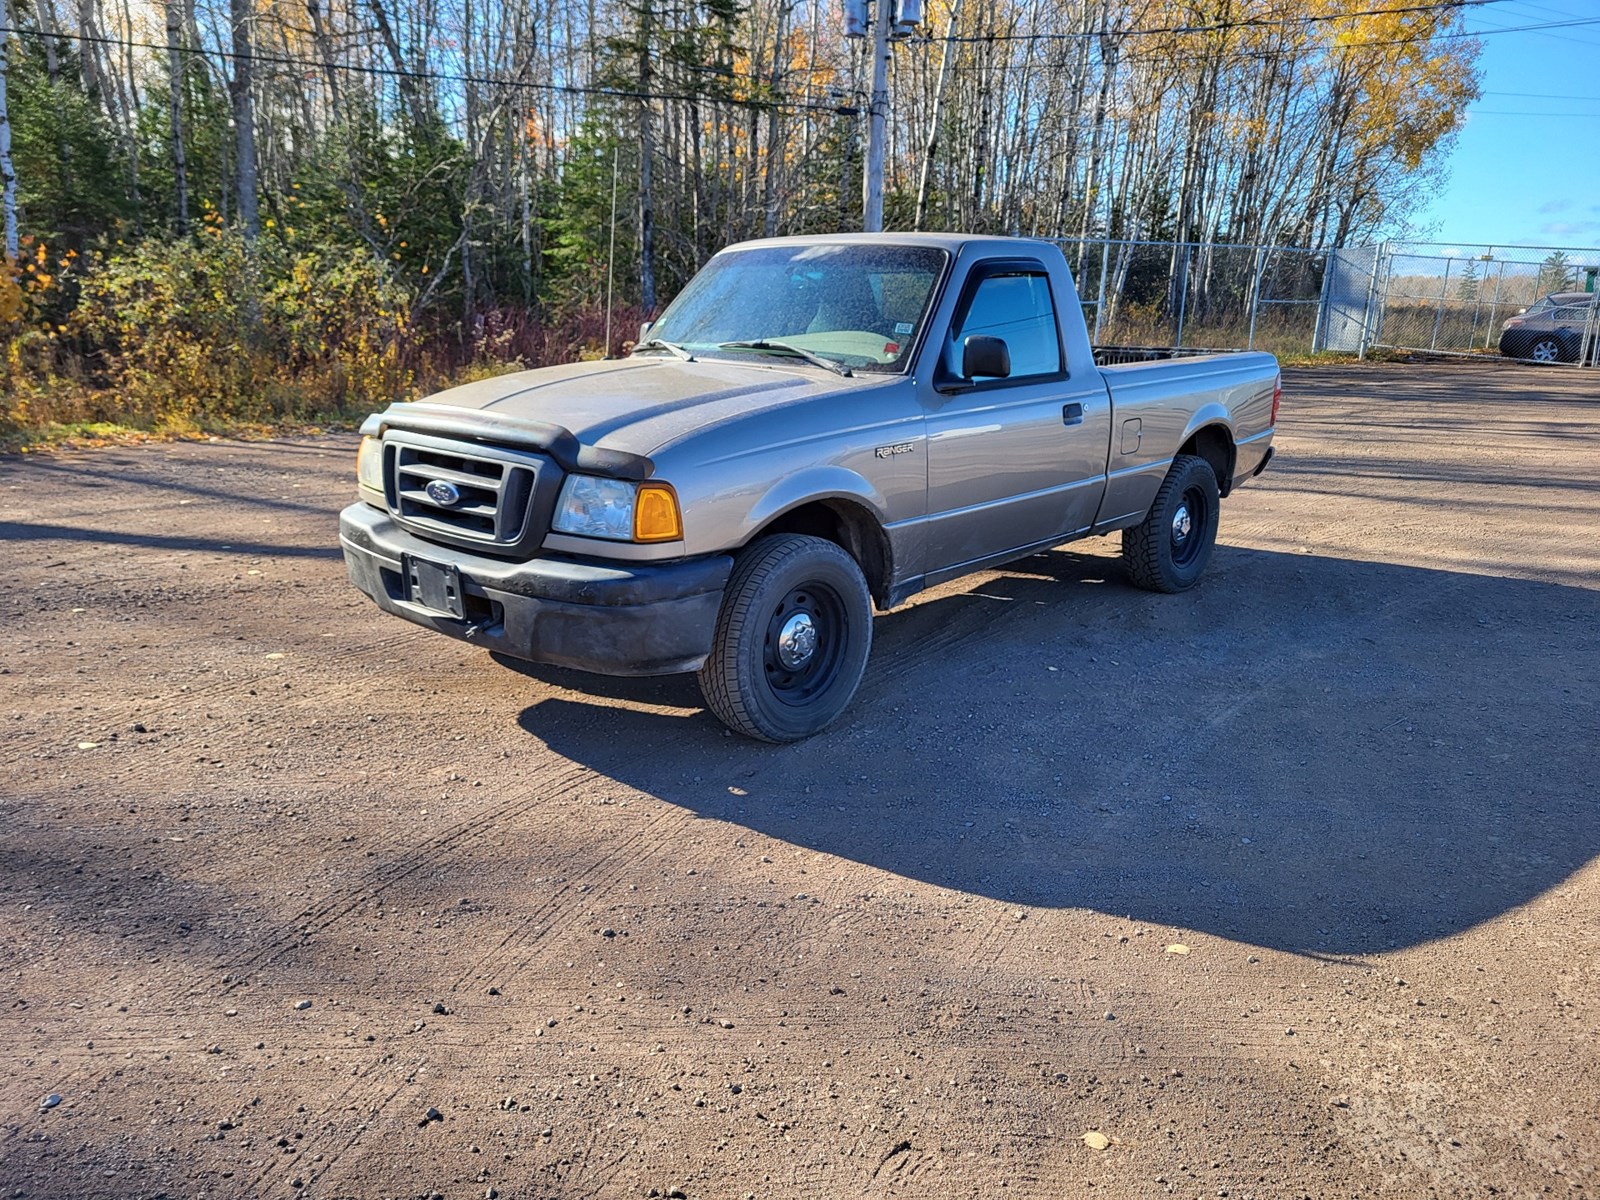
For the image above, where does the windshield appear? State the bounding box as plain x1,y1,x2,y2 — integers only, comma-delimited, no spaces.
640,244,949,373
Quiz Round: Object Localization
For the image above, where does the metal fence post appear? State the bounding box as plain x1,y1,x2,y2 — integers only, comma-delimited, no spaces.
1359,242,1385,359
1246,244,1266,350
1312,249,1332,352
1485,260,1507,350
1174,243,1191,348
1430,259,1452,351
1093,238,1109,343
1470,258,1486,348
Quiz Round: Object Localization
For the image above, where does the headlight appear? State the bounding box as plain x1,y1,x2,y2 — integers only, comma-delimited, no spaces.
552,476,682,542
356,435,384,495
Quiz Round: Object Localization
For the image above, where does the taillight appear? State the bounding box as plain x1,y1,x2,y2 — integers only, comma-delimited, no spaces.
1271,373,1282,426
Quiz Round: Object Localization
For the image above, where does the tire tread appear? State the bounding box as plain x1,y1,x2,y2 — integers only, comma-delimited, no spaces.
1121,454,1219,594
698,534,870,742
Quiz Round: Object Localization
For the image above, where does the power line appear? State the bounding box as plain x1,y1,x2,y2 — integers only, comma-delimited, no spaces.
911,0,1502,44
1489,0,1600,45
1468,108,1600,115
927,8,1594,73
0,24,859,117
1482,89,1600,99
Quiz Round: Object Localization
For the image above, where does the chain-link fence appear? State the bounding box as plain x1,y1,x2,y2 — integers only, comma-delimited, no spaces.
1055,238,1328,357
1360,242,1600,366
1052,237,1600,367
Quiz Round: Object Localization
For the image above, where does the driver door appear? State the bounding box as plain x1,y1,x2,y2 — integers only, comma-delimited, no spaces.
920,261,1110,580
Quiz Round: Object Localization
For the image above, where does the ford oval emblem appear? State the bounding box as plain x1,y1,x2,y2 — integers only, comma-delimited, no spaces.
425,479,462,507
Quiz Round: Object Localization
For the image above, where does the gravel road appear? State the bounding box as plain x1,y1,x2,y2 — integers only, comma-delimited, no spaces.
2,362,1597,1199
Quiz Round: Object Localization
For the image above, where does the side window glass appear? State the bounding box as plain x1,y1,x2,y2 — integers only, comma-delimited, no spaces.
948,272,1063,380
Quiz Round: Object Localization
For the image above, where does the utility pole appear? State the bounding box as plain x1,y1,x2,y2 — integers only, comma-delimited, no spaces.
862,0,892,232
848,0,917,231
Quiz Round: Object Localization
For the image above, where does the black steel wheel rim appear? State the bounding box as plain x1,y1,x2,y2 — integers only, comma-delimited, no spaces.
1170,485,1210,568
762,582,847,705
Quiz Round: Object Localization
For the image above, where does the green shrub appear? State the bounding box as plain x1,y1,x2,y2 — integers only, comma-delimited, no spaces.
66,229,414,429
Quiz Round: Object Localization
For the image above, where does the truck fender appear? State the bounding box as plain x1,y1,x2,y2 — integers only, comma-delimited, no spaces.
736,467,899,606
1177,406,1239,495
741,466,892,538
1179,402,1235,446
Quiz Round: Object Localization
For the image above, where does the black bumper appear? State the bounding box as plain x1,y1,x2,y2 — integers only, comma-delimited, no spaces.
339,503,733,676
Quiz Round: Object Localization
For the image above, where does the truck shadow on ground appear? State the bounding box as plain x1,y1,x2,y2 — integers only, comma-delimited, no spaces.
507,546,1600,959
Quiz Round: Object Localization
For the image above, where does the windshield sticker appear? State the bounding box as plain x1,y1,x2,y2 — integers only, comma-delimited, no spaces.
895,321,914,335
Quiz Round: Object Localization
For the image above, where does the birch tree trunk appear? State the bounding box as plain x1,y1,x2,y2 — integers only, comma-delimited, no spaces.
166,0,190,235
761,1,791,238
913,0,961,232
36,0,62,84
0,0,16,262
637,0,656,312
229,0,260,239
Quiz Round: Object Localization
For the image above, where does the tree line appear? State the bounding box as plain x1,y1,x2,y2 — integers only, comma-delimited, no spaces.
0,0,1480,442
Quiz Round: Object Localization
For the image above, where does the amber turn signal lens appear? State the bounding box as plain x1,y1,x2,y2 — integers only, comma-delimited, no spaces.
633,483,683,542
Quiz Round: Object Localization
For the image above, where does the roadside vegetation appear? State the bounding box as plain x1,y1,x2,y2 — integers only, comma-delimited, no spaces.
1,0,1479,450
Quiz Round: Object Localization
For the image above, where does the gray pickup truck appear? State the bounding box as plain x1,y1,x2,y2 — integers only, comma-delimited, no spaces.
340,234,1279,740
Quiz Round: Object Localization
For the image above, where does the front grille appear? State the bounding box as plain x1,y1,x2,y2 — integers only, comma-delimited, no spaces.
384,431,544,550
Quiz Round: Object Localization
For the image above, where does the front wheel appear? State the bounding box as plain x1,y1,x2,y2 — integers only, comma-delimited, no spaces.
698,535,873,742
1122,454,1221,593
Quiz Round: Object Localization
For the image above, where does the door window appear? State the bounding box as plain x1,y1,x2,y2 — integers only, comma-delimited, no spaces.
947,271,1063,381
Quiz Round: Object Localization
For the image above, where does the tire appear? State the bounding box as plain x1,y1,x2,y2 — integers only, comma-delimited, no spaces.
697,534,873,742
1121,454,1221,594
1528,336,1568,364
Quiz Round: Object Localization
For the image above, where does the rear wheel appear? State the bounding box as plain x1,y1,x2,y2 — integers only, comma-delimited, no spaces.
1528,336,1567,364
698,535,873,742
1122,454,1221,593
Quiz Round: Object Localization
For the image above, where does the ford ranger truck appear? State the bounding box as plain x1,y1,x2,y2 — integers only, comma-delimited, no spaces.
340,234,1279,741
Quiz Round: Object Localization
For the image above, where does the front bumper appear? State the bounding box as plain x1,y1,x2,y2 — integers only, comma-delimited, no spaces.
339,503,733,676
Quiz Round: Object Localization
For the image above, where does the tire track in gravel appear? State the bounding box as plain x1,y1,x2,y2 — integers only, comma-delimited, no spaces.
447,801,702,996
13,760,601,1151
213,760,599,997
235,782,694,1197
244,1074,413,1198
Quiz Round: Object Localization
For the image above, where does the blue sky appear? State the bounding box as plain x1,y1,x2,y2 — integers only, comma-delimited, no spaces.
1407,0,1600,250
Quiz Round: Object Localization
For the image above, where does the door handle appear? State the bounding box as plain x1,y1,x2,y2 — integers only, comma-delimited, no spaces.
1062,402,1084,425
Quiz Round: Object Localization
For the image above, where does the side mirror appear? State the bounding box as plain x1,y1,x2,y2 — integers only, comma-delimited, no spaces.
963,335,1011,380
639,320,653,343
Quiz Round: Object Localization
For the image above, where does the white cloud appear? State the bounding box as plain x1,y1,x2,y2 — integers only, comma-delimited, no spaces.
1539,220,1600,242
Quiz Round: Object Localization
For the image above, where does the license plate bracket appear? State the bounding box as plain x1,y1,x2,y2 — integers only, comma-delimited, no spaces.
402,554,466,619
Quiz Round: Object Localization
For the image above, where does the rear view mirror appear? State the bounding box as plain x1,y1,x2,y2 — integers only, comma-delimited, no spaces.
639,321,654,343
963,335,1011,380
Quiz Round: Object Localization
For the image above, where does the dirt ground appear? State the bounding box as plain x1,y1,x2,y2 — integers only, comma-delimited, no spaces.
2,361,1597,1200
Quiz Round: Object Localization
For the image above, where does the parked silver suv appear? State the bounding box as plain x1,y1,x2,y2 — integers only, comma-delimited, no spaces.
1499,291,1600,363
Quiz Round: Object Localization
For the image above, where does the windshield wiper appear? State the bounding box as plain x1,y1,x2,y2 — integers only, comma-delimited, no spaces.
635,337,696,362
718,340,853,377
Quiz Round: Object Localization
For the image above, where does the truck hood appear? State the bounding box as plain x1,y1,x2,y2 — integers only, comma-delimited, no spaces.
412,355,865,458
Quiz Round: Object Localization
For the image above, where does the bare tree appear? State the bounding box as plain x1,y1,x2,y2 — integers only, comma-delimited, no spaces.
229,0,260,239
0,0,15,262
166,0,190,234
